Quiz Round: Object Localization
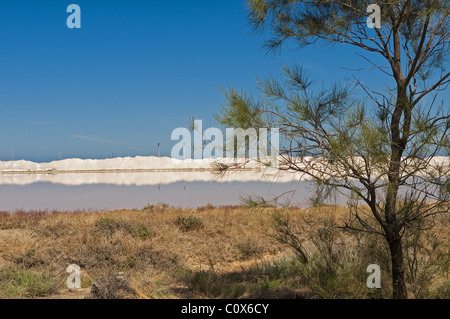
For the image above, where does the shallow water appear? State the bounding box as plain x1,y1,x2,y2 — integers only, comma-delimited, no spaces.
0,171,327,211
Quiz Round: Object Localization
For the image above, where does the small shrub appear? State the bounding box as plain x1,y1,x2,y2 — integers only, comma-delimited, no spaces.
119,256,138,271
95,217,118,231
269,212,390,298
403,216,450,298
236,240,264,259
142,202,170,212
14,249,46,269
175,215,203,232
186,271,219,297
128,224,153,241
431,280,450,299
170,253,180,264
184,258,311,299
89,273,136,299
197,203,215,212
0,268,59,298
185,271,247,298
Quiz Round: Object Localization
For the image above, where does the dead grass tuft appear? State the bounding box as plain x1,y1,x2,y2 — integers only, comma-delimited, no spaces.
89,273,136,299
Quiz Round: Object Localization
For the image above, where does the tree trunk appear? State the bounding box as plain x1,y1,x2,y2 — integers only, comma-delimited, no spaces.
382,81,408,299
388,233,408,299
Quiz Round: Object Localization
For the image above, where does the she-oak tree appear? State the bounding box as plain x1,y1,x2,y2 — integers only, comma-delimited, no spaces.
215,0,449,299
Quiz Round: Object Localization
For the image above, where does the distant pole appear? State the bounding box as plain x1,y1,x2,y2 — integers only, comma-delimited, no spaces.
183,142,186,160
58,152,61,160
11,146,14,161
158,142,160,158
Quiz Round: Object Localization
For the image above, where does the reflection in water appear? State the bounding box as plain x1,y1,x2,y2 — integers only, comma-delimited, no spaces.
0,170,302,186
0,171,345,211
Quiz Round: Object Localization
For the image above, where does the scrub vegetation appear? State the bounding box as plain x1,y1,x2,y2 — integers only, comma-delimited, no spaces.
0,204,448,299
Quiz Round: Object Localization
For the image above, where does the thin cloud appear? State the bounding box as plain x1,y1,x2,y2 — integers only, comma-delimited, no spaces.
71,134,115,144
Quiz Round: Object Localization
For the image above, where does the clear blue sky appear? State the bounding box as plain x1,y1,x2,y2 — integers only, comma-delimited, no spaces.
0,1,446,162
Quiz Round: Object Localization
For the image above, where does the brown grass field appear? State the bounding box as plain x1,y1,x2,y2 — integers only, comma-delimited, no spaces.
0,204,448,299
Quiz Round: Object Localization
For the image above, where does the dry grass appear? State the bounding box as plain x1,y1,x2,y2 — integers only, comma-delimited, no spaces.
0,205,448,299
0,205,290,298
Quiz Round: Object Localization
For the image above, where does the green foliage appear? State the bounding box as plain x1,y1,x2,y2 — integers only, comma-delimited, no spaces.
128,224,153,241
214,87,264,129
430,280,450,299
236,240,264,259
95,217,154,241
95,217,117,230
175,215,204,232
307,180,338,207
0,268,59,298
268,223,392,298
246,0,449,61
217,0,450,299
270,212,308,264
184,258,308,299
403,216,450,298
240,195,274,208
